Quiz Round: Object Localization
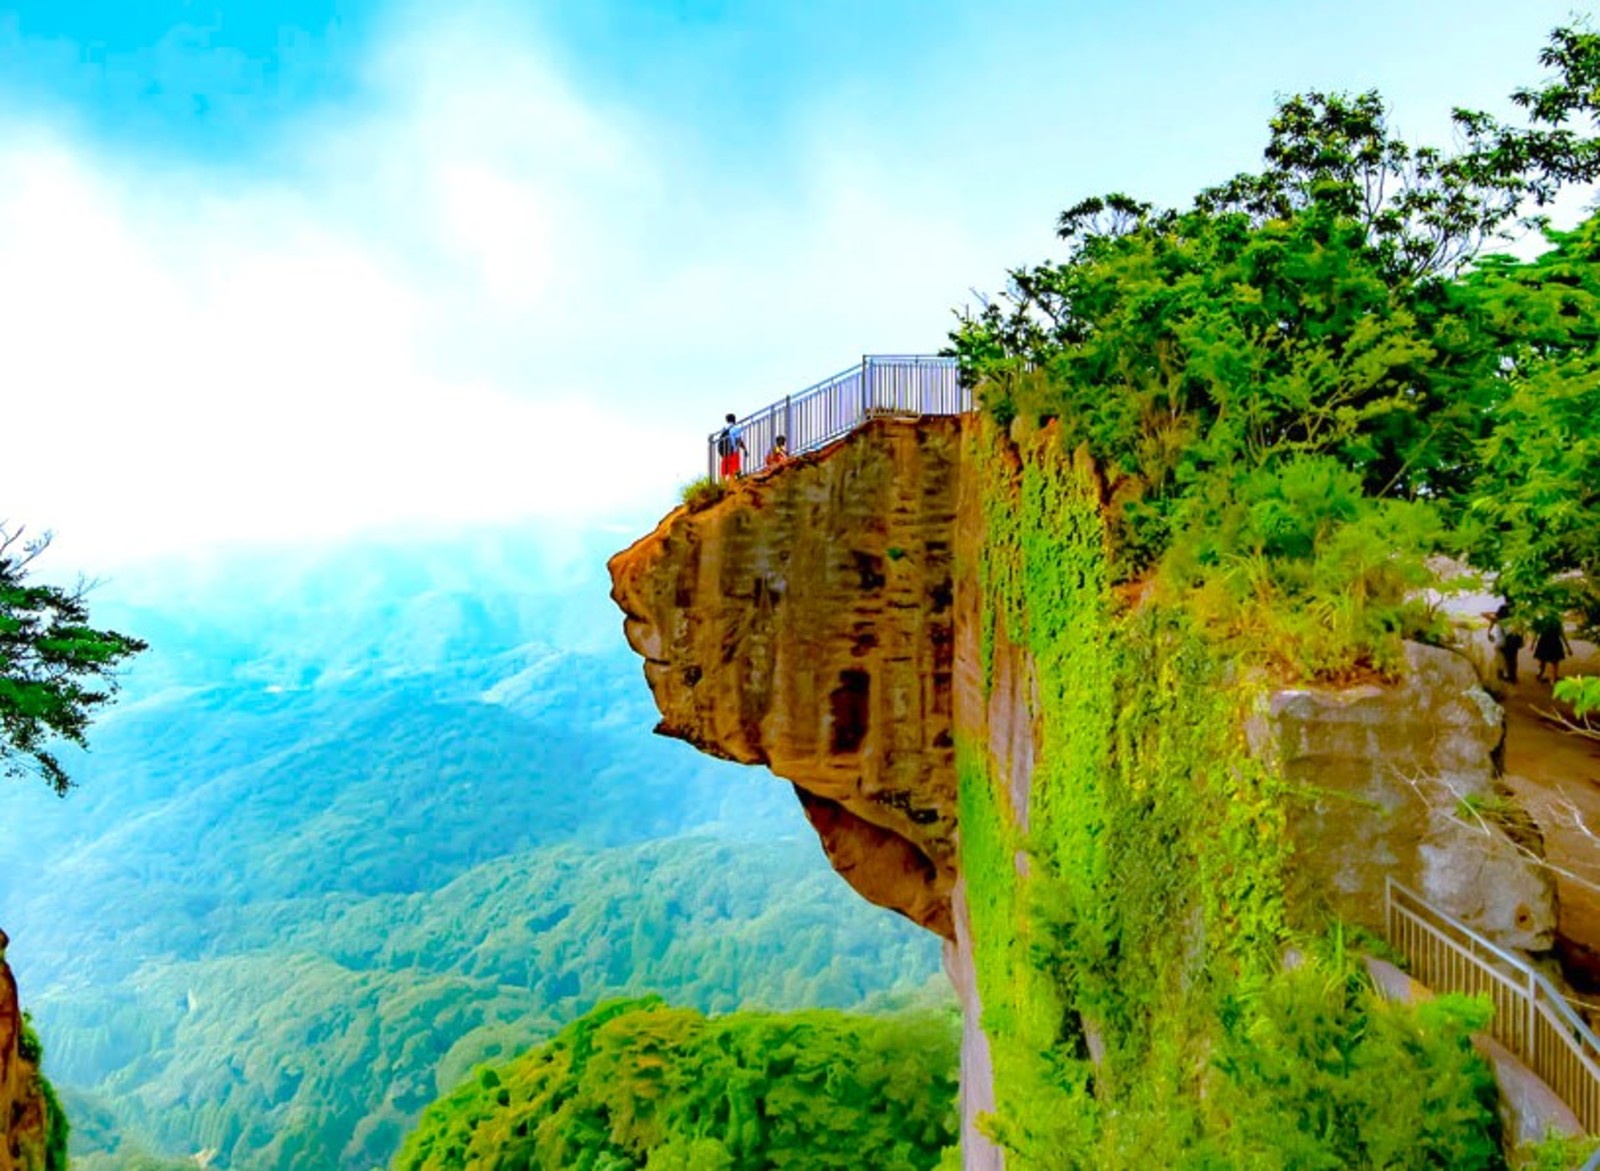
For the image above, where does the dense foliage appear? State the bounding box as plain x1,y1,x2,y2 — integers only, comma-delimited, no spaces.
943,27,1600,1166
1204,959,1501,1168
30,838,944,1170
952,24,1600,677
396,998,958,1170
960,422,1505,1167
0,540,943,1170
0,527,146,794
1460,215,1600,625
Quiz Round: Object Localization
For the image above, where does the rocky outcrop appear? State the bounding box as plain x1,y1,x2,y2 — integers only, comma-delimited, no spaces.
609,418,964,937
0,930,52,1171
610,416,1562,1168
611,419,1554,952
1264,642,1555,949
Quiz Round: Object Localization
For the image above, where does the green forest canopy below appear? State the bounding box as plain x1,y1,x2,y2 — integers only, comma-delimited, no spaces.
396,998,959,1171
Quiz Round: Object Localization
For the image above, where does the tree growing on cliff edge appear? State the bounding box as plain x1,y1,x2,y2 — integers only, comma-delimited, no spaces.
947,21,1600,677
955,21,1600,378
0,523,147,795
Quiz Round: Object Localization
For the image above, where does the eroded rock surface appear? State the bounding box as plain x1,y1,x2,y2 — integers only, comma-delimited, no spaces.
0,931,50,1171
609,418,963,937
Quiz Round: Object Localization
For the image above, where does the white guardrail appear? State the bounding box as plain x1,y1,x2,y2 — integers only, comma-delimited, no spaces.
707,355,967,481
1386,878,1600,1142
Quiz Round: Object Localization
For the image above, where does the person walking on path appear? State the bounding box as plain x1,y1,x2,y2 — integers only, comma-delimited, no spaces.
1489,602,1525,685
717,413,747,480
1534,613,1573,684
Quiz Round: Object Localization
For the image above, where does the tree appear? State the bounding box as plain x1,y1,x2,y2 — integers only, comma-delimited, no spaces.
0,524,147,794
1457,217,1600,630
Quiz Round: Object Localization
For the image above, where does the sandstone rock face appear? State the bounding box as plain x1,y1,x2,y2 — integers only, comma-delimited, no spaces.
609,418,964,937
1265,642,1555,950
0,930,50,1171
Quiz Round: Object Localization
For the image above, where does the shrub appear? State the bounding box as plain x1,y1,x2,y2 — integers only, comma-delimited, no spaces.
1207,962,1501,1169
1159,456,1443,680
17,1011,42,1063
679,476,726,511
1519,1132,1600,1171
19,1015,70,1171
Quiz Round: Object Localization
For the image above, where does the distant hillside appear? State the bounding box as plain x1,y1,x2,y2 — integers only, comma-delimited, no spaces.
0,530,944,1170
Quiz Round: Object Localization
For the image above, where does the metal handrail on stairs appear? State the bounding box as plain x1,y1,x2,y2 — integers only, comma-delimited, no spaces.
706,354,967,480
1385,878,1600,1137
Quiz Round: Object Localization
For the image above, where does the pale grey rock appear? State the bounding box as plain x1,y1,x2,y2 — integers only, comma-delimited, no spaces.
1270,642,1554,948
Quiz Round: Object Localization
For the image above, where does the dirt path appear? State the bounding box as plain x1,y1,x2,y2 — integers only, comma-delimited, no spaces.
1496,636,1600,989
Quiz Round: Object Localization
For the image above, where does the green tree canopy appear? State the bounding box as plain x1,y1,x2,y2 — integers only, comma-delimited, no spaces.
1458,216,1600,627
950,21,1600,674
396,998,959,1171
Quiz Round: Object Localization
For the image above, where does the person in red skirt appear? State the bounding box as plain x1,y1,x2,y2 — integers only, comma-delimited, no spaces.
716,413,746,479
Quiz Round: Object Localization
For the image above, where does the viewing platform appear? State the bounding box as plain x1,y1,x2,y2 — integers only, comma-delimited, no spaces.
708,354,968,480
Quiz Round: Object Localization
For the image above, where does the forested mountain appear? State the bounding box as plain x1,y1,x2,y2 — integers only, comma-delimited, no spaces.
0,528,944,1170
397,998,960,1171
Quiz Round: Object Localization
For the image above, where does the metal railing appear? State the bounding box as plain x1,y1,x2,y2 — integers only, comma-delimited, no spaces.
707,354,967,480
1385,878,1600,1134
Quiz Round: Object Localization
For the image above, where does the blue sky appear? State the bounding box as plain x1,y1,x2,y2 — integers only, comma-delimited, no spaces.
0,0,1587,567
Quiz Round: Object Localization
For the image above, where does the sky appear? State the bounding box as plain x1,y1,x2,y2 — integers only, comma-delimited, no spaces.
0,0,1590,571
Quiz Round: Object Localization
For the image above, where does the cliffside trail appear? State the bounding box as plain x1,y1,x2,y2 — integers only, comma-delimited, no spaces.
1498,638,1600,990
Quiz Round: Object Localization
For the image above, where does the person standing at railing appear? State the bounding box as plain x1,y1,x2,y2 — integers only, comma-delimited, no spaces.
716,413,747,479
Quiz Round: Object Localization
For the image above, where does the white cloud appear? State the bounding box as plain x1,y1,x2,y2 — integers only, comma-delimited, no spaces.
0,5,1025,572
0,12,691,568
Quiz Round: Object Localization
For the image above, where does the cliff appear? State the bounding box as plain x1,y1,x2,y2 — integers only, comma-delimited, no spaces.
0,931,57,1171
609,417,1560,1167
610,418,1552,946
610,418,964,938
